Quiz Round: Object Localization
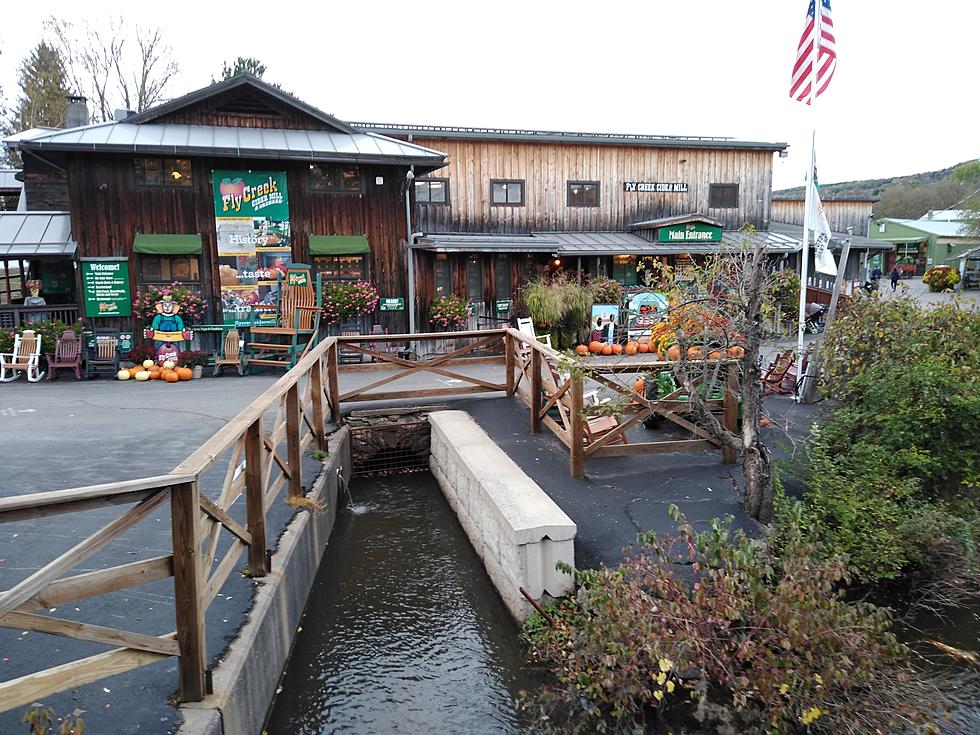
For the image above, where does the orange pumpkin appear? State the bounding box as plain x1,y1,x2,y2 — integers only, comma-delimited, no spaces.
600,344,613,356
707,350,723,360
575,344,589,357
588,341,604,354
148,370,161,380
624,341,638,356
687,347,705,360
633,377,645,394
611,343,623,355
176,366,193,381
727,346,745,359
163,370,180,382
128,365,142,377
666,344,682,361
637,342,649,354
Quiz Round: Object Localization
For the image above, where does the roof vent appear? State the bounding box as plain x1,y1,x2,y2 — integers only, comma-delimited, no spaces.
65,95,89,128
113,109,137,122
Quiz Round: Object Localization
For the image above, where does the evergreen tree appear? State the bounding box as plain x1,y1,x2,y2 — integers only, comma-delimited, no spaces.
9,42,71,132
219,57,267,80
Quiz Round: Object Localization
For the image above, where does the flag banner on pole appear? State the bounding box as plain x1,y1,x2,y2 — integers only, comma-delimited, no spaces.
791,0,837,105
808,174,838,275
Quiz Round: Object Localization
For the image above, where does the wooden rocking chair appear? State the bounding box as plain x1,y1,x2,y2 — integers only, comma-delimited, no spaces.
0,330,45,382
544,363,629,447
761,350,797,396
46,329,82,381
244,264,322,372
85,329,121,379
212,329,243,377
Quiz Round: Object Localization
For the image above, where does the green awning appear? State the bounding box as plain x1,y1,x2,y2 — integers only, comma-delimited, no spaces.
133,234,203,255
309,235,370,255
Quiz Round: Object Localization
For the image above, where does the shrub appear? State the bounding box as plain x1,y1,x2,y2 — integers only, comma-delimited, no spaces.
428,294,469,329
125,343,157,365
0,320,83,369
523,276,593,348
767,267,801,307
587,276,623,305
922,264,960,291
178,349,208,368
320,280,379,324
133,282,207,323
521,507,943,734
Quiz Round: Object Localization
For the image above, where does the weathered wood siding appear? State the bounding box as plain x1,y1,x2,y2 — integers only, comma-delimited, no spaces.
771,198,874,235
63,153,411,331
21,158,69,211
412,138,775,233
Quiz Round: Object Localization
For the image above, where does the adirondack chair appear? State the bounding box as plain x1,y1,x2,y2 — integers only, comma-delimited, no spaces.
85,329,121,379
338,329,363,365
516,317,552,350
46,329,82,381
762,350,797,396
244,264,322,372
212,329,243,377
368,324,399,362
544,362,628,447
0,330,45,382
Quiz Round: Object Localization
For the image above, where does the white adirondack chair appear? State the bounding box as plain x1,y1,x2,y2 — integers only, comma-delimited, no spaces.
0,330,45,382
516,316,552,350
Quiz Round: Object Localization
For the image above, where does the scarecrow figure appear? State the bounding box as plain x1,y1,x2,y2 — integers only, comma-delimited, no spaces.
23,279,48,323
144,294,192,363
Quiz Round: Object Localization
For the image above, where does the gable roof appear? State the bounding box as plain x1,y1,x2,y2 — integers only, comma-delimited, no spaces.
126,73,359,134
878,218,968,238
627,213,724,230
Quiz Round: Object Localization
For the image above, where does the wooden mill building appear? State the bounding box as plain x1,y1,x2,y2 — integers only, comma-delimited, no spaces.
3,74,446,334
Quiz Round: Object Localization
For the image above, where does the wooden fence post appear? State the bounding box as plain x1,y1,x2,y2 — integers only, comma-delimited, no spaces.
310,357,327,450
505,334,515,397
530,348,541,433
569,372,585,478
244,419,268,576
327,340,342,426
170,481,206,702
285,384,303,498
722,363,739,465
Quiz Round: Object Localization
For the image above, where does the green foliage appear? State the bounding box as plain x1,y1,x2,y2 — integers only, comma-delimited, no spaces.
220,57,266,79
21,704,85,734
586,276,622,305
766,268,800,307
0,320,82,368
522,275,593,348
427,294,469,329
922,265,961,291
521,508,942,734
9,42,69,131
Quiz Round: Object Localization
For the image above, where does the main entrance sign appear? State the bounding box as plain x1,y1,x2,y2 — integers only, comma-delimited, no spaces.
657,223,723,242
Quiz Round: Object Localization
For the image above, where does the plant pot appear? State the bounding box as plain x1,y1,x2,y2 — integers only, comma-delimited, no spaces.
192,365,203,379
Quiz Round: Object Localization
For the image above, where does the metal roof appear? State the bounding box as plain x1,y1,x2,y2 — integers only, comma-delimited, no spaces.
628,213,724,230
0,212,75,257
772,192,880,202
769,221,891,251
353,123,788,152
0,169,23,192
956,245,980,260
877,218,970,238
920,209,972,222
5,122,447,168
416,233,559,253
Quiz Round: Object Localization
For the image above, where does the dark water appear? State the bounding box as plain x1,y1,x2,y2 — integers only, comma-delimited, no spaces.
265,473,540,734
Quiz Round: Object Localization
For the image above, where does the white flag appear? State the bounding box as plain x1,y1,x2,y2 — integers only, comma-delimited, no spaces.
808,177,838,276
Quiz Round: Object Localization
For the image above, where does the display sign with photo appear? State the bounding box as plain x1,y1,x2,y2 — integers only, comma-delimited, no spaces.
212,170,293,323
626,291,669,339
589,304,619,345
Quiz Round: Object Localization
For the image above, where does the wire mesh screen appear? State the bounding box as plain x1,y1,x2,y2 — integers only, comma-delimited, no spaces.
350,420,431,477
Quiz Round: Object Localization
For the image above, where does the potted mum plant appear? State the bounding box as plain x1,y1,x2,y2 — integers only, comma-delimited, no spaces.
178,349,208,379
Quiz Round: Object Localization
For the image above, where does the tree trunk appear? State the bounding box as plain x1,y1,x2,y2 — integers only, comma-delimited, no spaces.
741,442,774,524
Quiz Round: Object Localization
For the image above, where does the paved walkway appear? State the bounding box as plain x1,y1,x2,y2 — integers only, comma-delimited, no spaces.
884,276,978,307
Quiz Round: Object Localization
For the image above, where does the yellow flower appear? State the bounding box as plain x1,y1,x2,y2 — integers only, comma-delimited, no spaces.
658,658,673,673
666,680,675,694
653,690,664,701
800,706,823,725
657,672,667,685
813,674,823,685
779,683,790,695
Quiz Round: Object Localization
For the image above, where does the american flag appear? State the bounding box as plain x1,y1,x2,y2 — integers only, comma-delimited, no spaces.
790,0,837,105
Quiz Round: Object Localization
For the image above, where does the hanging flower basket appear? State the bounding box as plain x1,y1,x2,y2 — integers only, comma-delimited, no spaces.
428,295,470,330
132,282,206,324
321,281,380,324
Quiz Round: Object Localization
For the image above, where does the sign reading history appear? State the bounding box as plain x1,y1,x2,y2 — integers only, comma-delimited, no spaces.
81,259,132,318
380,297,404,311
657,223,723,243
623,182,689,193
212,170,293,324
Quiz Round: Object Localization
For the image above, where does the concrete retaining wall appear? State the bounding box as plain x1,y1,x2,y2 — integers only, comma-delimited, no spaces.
179,427,351,735
429,410,576,621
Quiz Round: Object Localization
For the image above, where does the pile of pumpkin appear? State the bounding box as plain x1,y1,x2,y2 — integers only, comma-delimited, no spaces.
116,359,194,383
574,340,652,357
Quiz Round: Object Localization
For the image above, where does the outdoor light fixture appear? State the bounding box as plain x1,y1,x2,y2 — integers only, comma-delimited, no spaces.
553,258,561,267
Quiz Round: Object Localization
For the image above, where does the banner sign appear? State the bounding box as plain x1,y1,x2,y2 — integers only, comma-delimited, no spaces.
380,297,404,311
624,182,689,193
212,170,293,324
657,223,723,242
81,259,132,318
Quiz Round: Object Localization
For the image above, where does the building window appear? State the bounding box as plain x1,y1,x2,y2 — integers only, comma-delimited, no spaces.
466,255,483,301
611,255,637,286
309,164,362,193
494,254,511,301
313,255,365,281
567,181,600,207
708,184,739,208
134,158,192,188
415,178,449,204
434,254,451,298
138,255,201,284
490,179,524,206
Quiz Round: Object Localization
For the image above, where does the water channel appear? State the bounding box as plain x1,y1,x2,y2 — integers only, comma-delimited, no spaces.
265,472,540,734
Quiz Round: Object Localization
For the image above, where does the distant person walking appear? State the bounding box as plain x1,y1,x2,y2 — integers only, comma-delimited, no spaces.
890,266,901,291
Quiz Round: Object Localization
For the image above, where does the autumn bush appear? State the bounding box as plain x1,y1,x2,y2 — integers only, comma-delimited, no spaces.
521,507,944,734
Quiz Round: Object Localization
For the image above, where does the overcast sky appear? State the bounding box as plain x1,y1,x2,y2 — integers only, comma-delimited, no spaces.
2,0,977,190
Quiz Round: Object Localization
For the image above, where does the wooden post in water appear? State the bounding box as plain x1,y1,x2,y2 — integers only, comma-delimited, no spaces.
244,418,268,576
569,372,585,478
504,333,516,397
285,384,302,498
170,481,206,702
530,348,541,433
722,363,739,465
310,357,326,450
327,340,341,426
